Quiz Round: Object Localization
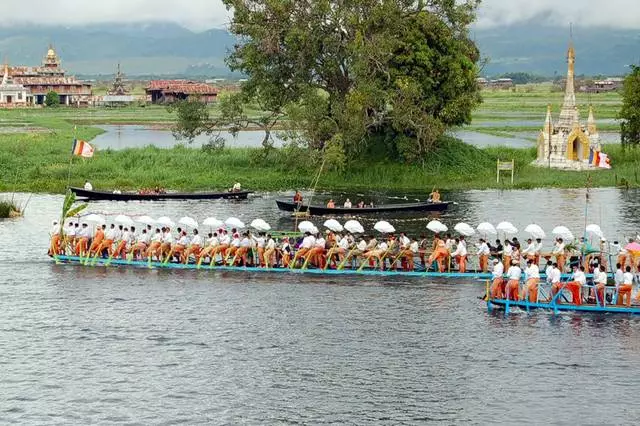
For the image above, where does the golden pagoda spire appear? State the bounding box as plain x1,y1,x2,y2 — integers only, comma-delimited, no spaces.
557,31,579,130
544,104,553,133
587,104,597,135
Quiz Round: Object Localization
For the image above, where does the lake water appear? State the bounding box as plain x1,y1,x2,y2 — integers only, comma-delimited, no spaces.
2,189,640,423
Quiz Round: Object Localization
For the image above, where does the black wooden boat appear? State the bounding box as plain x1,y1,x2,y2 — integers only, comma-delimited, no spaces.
70,187,252,201
275,199,450,215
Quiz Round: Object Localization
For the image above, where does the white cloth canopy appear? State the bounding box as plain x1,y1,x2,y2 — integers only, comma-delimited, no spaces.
203,217,224,228
178,216,198,229
250,219,271,232
136,215,156,225
323,219,343,232
524,224,546,239
476,222,497,235
426,220,448,233
454,222,475,236
344,220,364,234
225,217,245,229
114,215,134,226
156,216,175,228
585,224,604,239
496,221,518,234
552,226,574,241
84,214,106,224
298,221,316,233
374,221,395,234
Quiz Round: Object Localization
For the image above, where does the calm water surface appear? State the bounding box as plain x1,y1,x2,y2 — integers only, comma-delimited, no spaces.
2,189,640,424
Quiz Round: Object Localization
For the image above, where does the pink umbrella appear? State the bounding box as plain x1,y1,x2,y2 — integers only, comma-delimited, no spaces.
625,242,640,253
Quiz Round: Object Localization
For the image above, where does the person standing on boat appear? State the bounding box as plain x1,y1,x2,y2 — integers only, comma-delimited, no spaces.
505,260,522,301
533,238,543,265
617,266,634,307
553,238,566,272
182,229,203,264
48,221,62,256
502,240,513,271
429,189,441,203
197,232,218,264
565,265,586,305
594,265,608,306
343,199,352,208
130,227,150,260
74,223,90,256
522,259,540,302
476,239,490,272
63,221,76,253
451,237,467,273
112,227,131,259
88,224,105,257
489,259,505,299
293,191,303,205
146,228,162,260
522,239,536,263
549,263,563,300
428,234,448,272
159,227,175,260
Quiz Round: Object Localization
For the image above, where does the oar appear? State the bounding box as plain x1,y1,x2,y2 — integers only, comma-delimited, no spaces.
337,245,358,270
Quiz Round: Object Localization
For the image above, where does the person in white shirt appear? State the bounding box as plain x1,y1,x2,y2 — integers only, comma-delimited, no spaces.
594,265,608,306
451,237,468,273
48,221,61,256
533,238,543,265
263,234,277,267
293,232,314,267
618,266,634,306
489,259,505,299
64,221,77,250
232,232,252,266
503,240,513,271
131,228,150,260
445,234,455,252
280,236,292,267
476,238,490,272
252,232,266,266
83,180,93,191
614,263,624,288
343,198,352,208
74,223,91,256
146,228,163,260
307,234,326,268
113,227,132,259
522,238,536,262
159,227,175,259
552,238,566,272
183,229,203,264
224,232,242,262
523,259,540,302
549,263,563,300
565,265,586,305
506,260,522,300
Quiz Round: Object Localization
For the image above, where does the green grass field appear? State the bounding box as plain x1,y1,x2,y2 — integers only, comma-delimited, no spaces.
0,85,633,193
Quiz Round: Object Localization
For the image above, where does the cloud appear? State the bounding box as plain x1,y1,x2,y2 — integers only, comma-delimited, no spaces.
0,0,231,31
477,0,640,28
0,0,639,30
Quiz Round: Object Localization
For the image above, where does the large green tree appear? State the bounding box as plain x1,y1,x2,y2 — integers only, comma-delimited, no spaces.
176,0,481,165
620,65,640,148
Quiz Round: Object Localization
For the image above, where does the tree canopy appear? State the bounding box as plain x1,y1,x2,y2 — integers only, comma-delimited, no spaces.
175,0,482,166
620,65,640,148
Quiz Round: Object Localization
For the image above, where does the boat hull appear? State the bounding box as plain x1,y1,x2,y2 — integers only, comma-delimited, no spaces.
487,298,640,315
50,255,594,280
275,199,450,215
70,187,252,201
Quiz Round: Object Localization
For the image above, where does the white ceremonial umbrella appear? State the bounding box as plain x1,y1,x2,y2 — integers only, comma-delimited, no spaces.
496,221,518,235
585,224,604,239
179,216,199,229
250,219,271,232
114,214,134,227
552,226,574,241
374,221,395,234
323,219,343,233
225,217,245,229
298,221,316,233
136,215,156,226
524,224,546,239
156,216,175,228
84,214,106,224
344,220,364,234
454,222,475,237
203,217,224,229
426,220,448,233
476,222,497,236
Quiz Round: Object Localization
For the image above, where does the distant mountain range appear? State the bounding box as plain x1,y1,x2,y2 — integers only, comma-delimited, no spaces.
0,22,638,77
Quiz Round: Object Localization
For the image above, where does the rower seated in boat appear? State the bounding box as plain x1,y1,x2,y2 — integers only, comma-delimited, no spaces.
522,259,540,302
489,258,505,299
505,260,522,301
146,228,162,260
293,191,303,205
429,189,441,203
618,266,634,307
326,199,335,209
183,229,202,264
231,182,242,192
343,199,352,208
130,227,151,260
84,180,93,191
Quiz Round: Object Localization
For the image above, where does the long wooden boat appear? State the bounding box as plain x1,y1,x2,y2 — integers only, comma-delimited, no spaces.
275,199,450,215
50,254,597,280
487,298,640,315
70,187,252,201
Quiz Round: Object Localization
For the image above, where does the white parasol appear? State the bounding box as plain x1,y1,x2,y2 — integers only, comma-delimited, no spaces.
426,220,448,233
344,220,364,234
156,216,175,228
225,217,245,229
585,224,604,239
136,215,156,226
524,224,546,239
298,221,317,233
476,222,497,236
114,214,134,227
178,216,199,229
374,221,395,234
84,214,106,224
323,219,343,233
454,222,475,237
496,221,518,235
250,219,271,232
203,217,224,229
552,226,574,241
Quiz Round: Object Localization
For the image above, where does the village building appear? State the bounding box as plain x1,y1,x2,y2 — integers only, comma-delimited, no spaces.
101,63,135,106
0,64,29,107
9,45,92,106
534,41,600,170
145,80,218,104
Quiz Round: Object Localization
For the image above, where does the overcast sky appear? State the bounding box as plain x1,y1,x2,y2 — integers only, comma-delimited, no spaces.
0,0,639,30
